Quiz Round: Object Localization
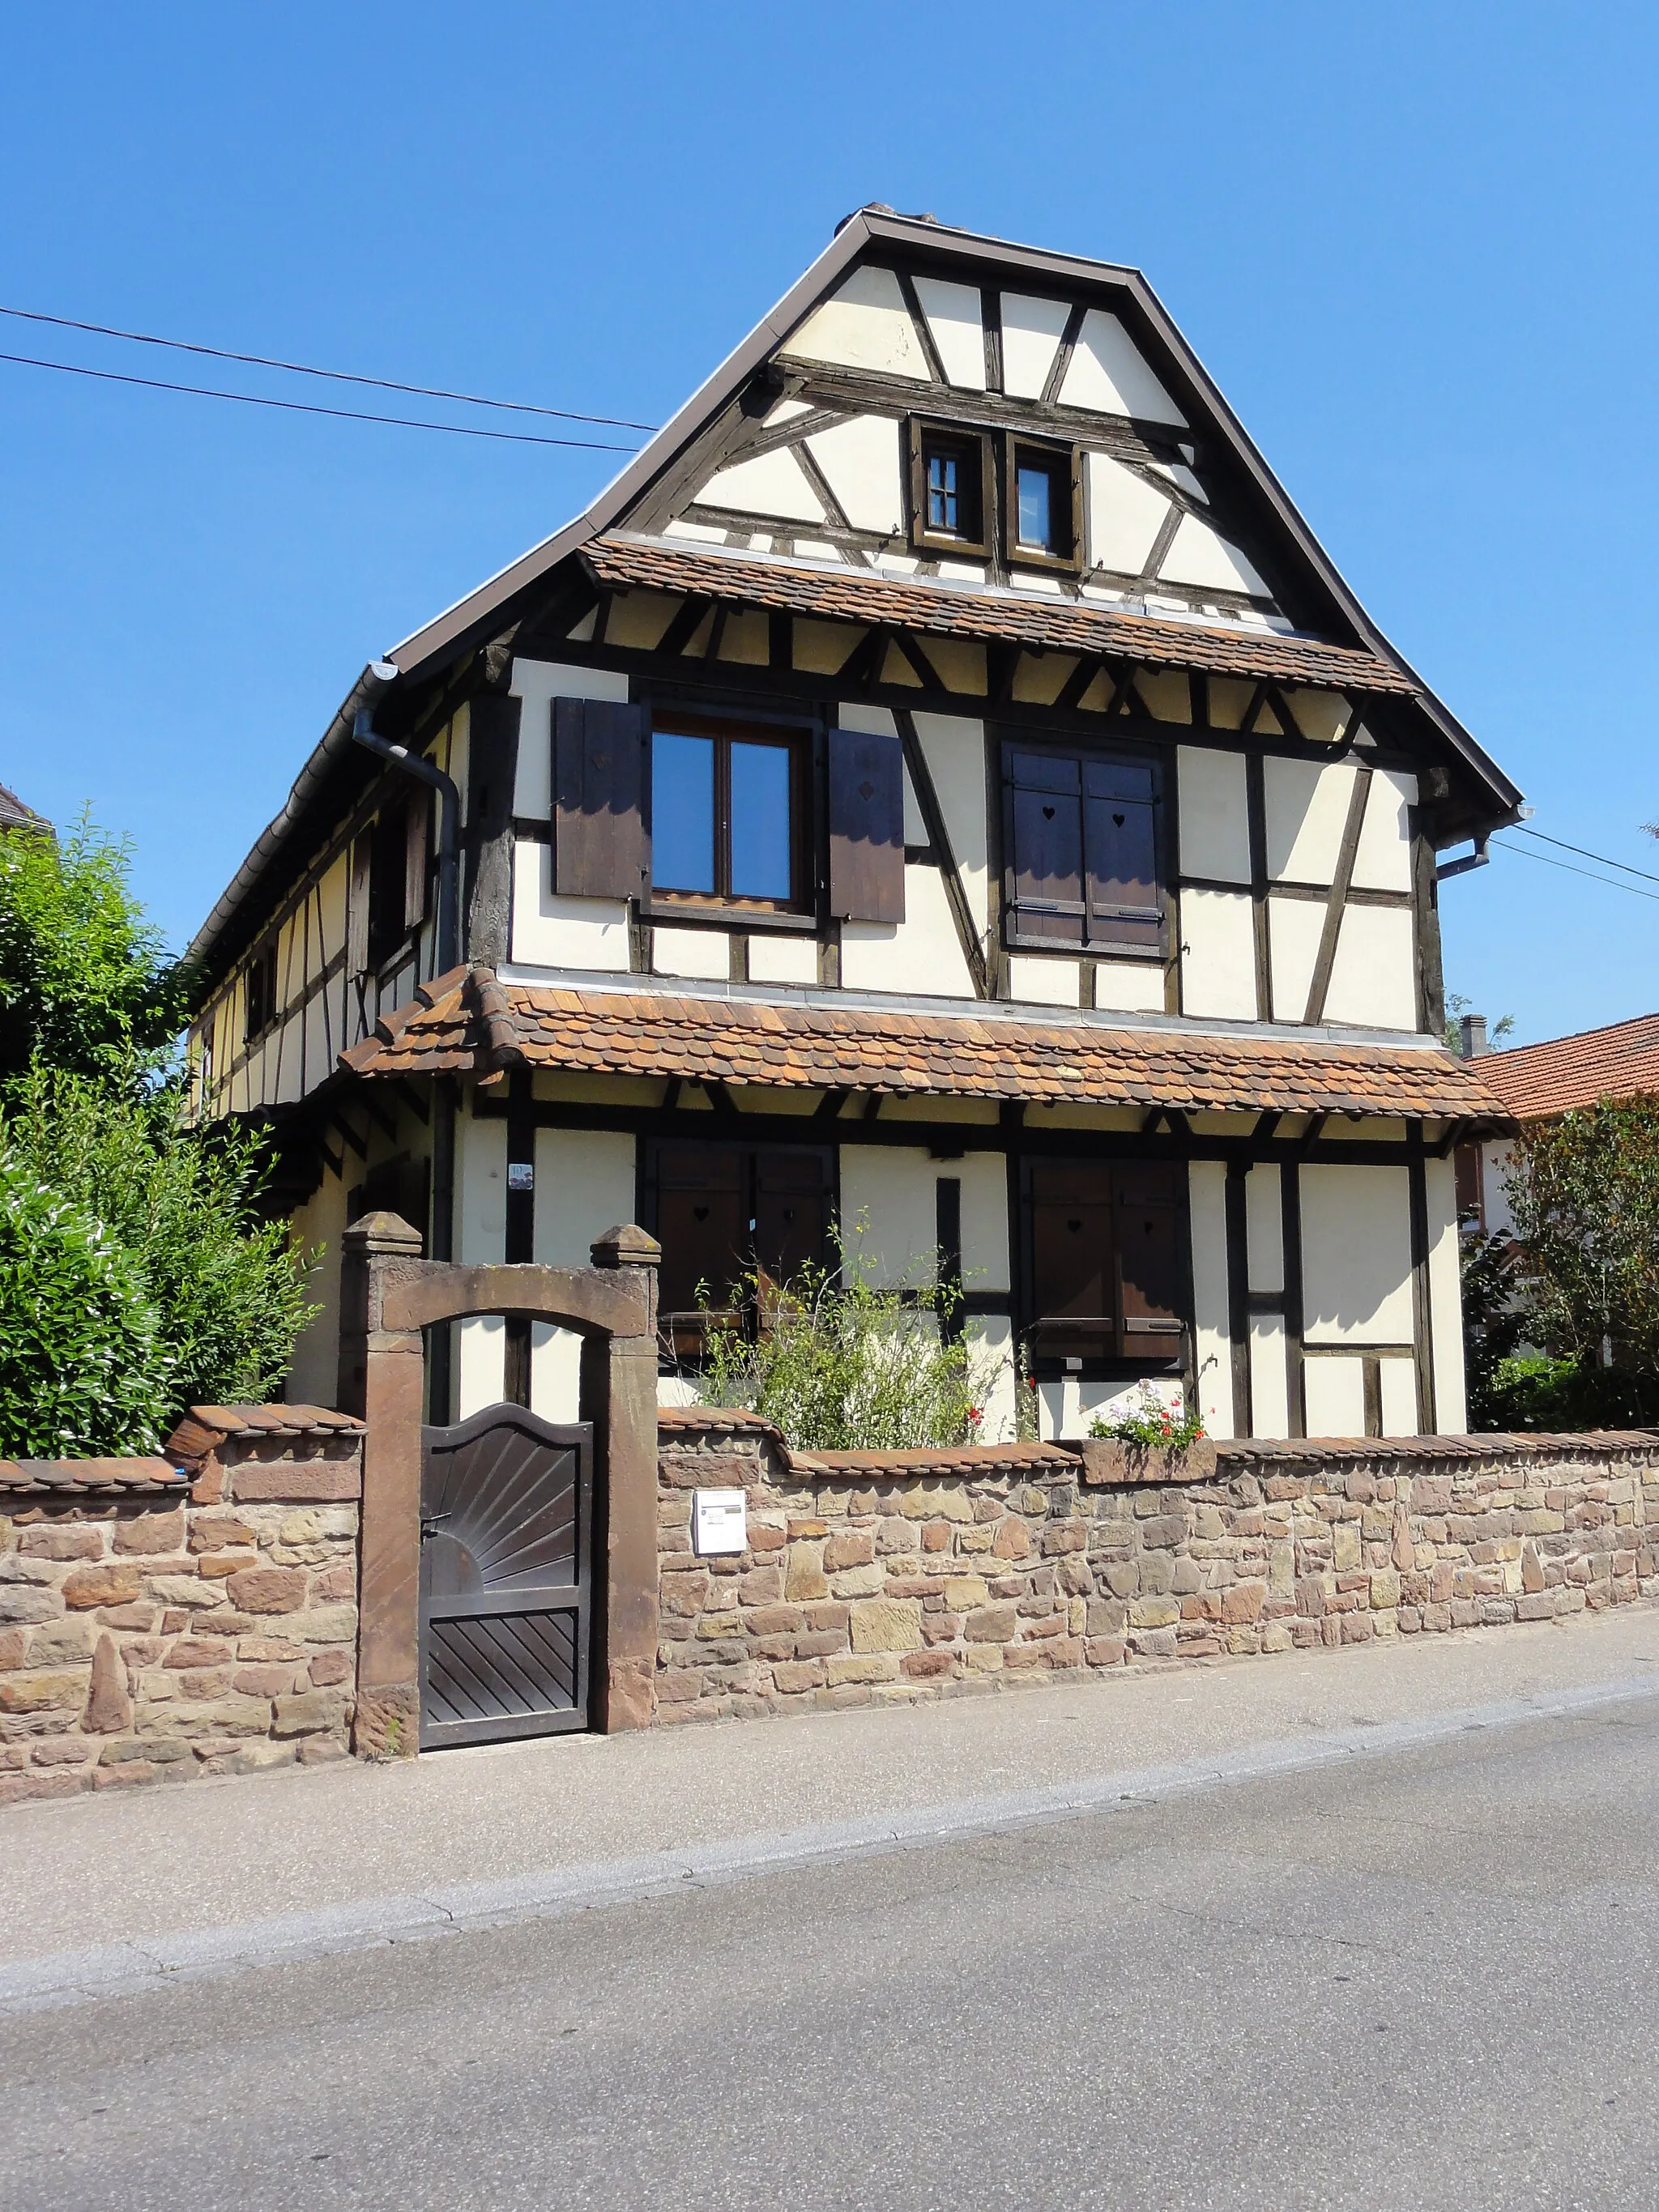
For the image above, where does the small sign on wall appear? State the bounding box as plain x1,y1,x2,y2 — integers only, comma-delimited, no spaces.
507,1161,535,1193
693,1488,748,1557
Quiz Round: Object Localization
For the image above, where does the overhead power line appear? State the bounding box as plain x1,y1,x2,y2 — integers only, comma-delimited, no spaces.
1510,822,1659,889
0,348,647,451
1492,837,1659,905
0,303,661,432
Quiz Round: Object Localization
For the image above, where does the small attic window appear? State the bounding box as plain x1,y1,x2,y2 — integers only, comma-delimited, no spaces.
1004,435,1080,573
908,420,990,557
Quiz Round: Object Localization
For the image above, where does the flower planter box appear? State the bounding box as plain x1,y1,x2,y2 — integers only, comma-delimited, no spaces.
1077,1436,1218,1485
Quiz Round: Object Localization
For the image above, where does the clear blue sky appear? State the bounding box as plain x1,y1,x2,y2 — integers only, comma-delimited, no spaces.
2,2,1654,1046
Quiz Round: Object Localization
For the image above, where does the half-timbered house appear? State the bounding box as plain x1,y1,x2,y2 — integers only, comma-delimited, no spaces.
185,207,1517,1442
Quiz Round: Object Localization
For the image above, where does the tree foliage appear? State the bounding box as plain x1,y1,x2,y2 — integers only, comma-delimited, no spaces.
0,812,190,1085
0,1153,176,1456
1464,1099,1659,1429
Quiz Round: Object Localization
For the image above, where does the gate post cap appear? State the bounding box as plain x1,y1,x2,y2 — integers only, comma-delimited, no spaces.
591,1223,661,1271
343,1209,424,1257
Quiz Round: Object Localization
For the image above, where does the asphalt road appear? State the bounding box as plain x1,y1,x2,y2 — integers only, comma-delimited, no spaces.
6,1690,1658,2211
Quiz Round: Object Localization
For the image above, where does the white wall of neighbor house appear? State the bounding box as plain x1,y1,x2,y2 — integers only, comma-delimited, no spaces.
1380,1357,1419,1437
284,1170,352,1409
842,867,977,998
1425,1153,1467,1431
969,1314,1017,1443
909,713,989,939
530,1126,639,1423
1187,1161,1233,1439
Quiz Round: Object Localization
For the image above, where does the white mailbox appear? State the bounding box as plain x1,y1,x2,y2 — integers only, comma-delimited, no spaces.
693,1488,748,1557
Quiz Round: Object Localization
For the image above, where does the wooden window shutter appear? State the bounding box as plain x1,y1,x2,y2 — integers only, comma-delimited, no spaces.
827,725,905,923
403,786,431,932
1112,1164,1186,1359
347,833,372,974
552,697,648,899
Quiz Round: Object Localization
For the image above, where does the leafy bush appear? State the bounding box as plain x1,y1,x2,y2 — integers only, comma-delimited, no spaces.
0,1067,318,1416
0,812,189,1086
1086,1383,1205,1450
1471,1351,1657,1433
0,1153,176,1455
691,1235,995,1451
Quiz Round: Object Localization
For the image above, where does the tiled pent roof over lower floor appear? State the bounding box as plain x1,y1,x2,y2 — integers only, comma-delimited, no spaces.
1473,1012,1659,1120
582,535,1422,696
340,967,1514,1124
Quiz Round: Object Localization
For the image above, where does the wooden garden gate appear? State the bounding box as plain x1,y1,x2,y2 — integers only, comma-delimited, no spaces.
419,1404,593,1747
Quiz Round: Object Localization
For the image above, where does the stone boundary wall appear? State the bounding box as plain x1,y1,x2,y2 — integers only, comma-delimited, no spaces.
0,1406,365,1803
655,1411,1659,1724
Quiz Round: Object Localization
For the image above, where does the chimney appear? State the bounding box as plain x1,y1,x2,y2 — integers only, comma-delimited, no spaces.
1459,1012,1489,1059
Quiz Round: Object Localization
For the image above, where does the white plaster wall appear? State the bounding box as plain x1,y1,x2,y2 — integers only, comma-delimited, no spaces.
1323,905,1418,1031
804,416,903,535
455,1110,508,1417
1249,1313,1290,1439
1181,889,1258,1020
1059,309,1187,425
1265,758,1357,884
1000,292,1072,399
1300,1164,1415,1345
652,926,730,981
838,1146,1009,1294
527,1127,638,1426
1188,1161,1234,1439
1304,1357,1366,1437
1177,746,1252,884
911,275,985,389
1268,897,1324,1023
1007,955,1080,1007
1245,1165,1284,1292
841,866,975,997
512,842,630,971
784,266,928,379
1158,515,1269,598
1092,961,1166,1013
747,933,819,985
1350,769,1418,894
1380,1358,1419,1437
509,660,630,819
1038,1375,1183,1443
1481,1139,1519,1239
911,714,989,938
1425,1153,1467,1431
698,446,825,523
1085,452,1171,575
284,1169,350,1410
968,1314,1017,1443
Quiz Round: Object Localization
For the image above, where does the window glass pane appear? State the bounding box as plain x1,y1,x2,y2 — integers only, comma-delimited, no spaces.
928,450,958,531
730,741,793,901
651,731,715,893
1017,463,1053,548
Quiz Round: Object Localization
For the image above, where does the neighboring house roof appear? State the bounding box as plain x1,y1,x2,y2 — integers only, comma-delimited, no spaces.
0,783,49,833
342,965,1515,1125
186,207,1523,995
1474,1013,1659,1119
582,536,1418,693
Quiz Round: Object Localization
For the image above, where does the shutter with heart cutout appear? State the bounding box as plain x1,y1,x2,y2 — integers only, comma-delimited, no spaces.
827,725,906,924
552,697,649,900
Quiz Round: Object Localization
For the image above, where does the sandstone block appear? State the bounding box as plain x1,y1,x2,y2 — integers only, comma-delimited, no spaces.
921,1520,952,1554
964,1605,1019,1643
941,1575,989,1612
734,1566,783,1605
24,1617,96,1666
32,1737,92,1765
771,1660,825,1694
147,1576,224,1610
823,1531,875,1571
225,1566,309,1614
992,1518,1031,1560
0,1628,26,1669
784,1544,830,1601
830,1562,885,1599
901,1649,956,1681
963,1644,1004,1673
113,1509,185,1556
1331,1525,1361,1571
61,1564,140,1611
309,1652,352,1687
18,1526,105,1562
272,1689,348,1737
190,1516,255,1553
194,1550,260,1579
177,1667,237,1700
1368,1569,1402,1610
1221,1580,1266,1625
659,1570,711,1617
898,1486,971,1523
234,1665,296,1698
825,1653,900,1686
0,1670,86,1715
164,1637,234,1669
850,1599,923,1653
1129,1596,1180,1630
277,1508,357,1545
277,1605,357,1645
97,1603,158,1632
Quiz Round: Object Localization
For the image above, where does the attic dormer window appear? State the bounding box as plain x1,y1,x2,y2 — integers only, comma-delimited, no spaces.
908,420,990,557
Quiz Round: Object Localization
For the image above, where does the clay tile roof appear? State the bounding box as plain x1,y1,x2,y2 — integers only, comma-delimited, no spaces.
1473,1013,1659,1120
582,535,1420,696
0,1458,189,1497
343,969,1512,1124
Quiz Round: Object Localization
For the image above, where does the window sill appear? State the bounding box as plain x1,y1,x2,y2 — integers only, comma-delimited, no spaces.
1004,933,1166,963
646,900,818,934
